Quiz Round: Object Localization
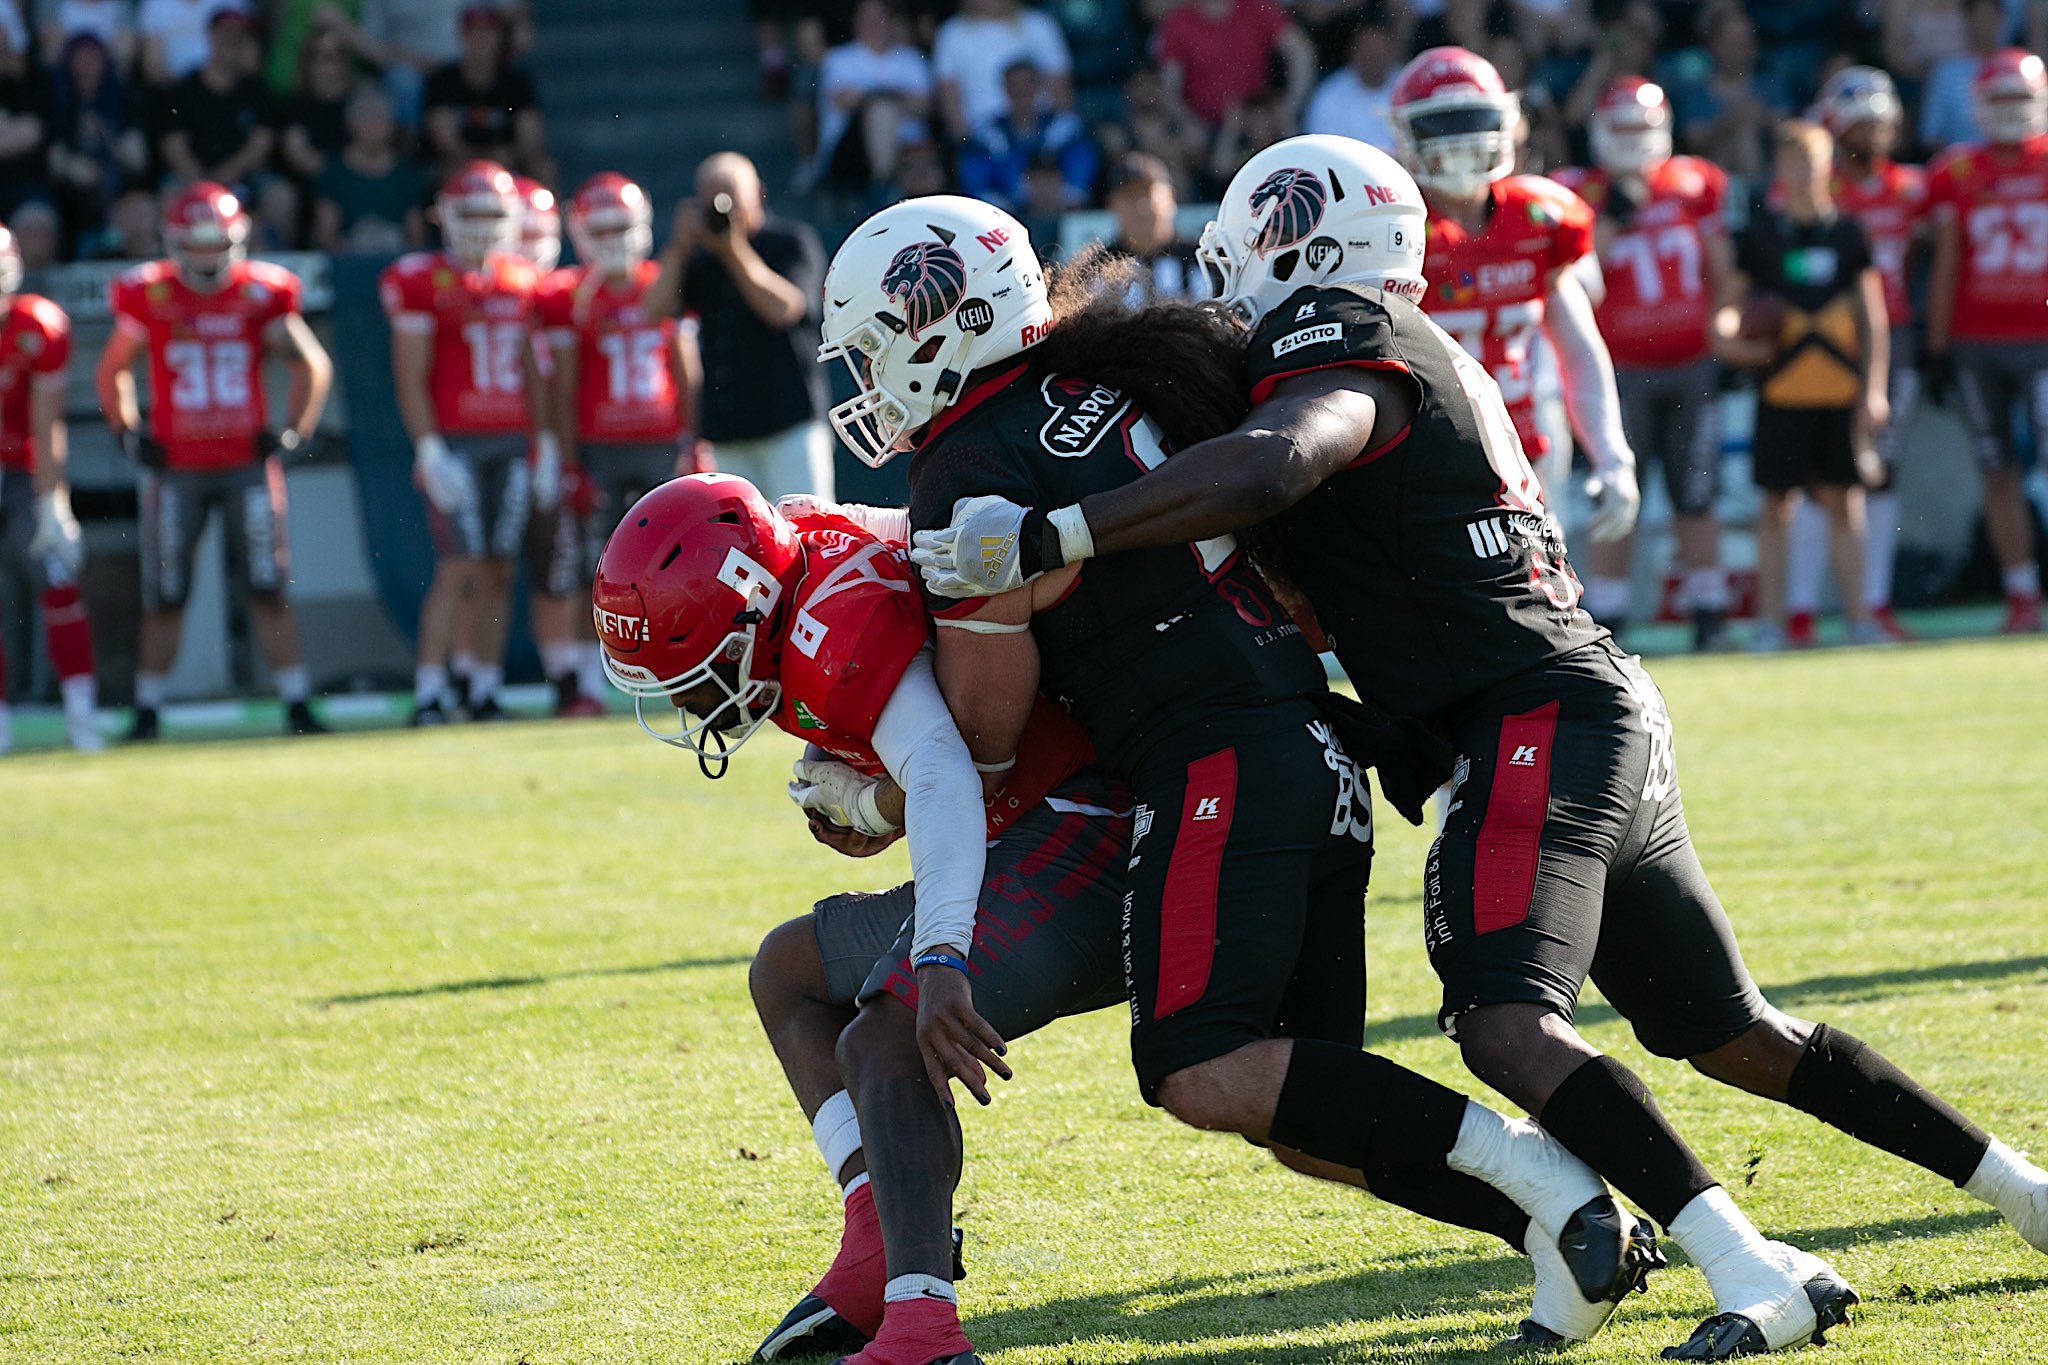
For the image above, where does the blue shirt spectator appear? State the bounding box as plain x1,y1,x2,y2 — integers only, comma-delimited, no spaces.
958,60,1097,211
1920,0,2011,149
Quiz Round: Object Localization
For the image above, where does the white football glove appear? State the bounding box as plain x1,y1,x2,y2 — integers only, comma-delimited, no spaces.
788,757,899,837
1583,464,1641,544
531,432,563,513
910,495,1093,599
413,434,471,515
774,493,911,544
30,488,84,578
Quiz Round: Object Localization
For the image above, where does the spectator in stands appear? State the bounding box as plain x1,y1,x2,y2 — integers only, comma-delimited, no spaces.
277,24,356,183
11,197,57,271
313,83,423,252
1411,0,1514,54
47,33,147,253
0,23,44,217
931,0,1071,142
1491,31,1567,169
888,132,950,196
156,10,273,198
1883,0,1971,88
43,0,138,76
1016,147,1068,248
1294,0,1373,71
1154,0,1316,132
958,59,1096,211
138,0,248,87
1100,64,1207,200
1667,3,1787,183
1921,0,2011,148
77,180,158,256
319,0,474,129
1303,7,1401,152
814,0,931,198
1561,0,1659,134
1208,89,1292,189
422,4,552,182
1103,151,1207,302
646,152,832,500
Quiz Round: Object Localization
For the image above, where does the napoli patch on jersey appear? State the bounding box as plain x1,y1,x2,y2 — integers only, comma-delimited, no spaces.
1038,375,1132,458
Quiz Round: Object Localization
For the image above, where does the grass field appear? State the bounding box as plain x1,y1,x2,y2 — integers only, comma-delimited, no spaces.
5,639,2048,1364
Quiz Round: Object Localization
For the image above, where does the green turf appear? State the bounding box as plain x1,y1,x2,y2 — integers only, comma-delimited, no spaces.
5,639,2047,1364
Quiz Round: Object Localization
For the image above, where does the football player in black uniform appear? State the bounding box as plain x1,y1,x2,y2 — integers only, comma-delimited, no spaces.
911,137,2048,1360
815,194,1660,1365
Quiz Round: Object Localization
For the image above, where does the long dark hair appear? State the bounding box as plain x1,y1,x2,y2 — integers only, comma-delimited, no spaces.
1023,246,1250,450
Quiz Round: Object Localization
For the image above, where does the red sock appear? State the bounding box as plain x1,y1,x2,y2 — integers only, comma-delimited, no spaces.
811,1179,886,1338
40,586,94,680
846,1296,973,1365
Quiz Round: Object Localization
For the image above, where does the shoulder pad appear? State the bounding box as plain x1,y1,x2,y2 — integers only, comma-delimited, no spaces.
21,294,68,334
1246,285,1396,398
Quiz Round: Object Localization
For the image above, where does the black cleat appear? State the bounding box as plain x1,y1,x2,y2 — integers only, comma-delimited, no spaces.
285,700,327,735
753,1294,867,1361
1692,607,1730,653
952,1226,967,1281
126,706,160,742
829,1354,979,1365
1661,1262,1859,1360
469,696,510,722
1508,1199,1665,1347
409,700,450,727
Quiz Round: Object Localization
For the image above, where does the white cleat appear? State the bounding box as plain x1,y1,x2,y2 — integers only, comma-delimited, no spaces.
66,710,106,752
1507,1205,1664,1346
1662,1242,1857,1359
1967,1139,2048,1253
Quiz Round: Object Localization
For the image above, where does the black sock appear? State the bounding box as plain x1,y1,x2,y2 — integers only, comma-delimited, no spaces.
1268,1041,1467,1172
1540,1055,1717,1228
1785,1023,1990,1186
1361,1159,1530,1252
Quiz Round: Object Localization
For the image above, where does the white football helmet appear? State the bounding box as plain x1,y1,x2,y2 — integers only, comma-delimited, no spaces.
1197,134,1428,325
819,195,1052,468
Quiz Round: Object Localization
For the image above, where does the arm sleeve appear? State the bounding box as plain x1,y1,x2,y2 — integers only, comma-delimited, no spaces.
1545,265,1631,474
868,646,988,959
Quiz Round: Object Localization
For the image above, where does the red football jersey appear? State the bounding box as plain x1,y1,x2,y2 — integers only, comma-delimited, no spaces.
377,249,540,435
0,293,70,471
773,522,1092,839
536,261,682,444
1421,174,1595,457
1927,135,2048,343
108,259,300,471
1554,156,1727,367
1832,159,1926,326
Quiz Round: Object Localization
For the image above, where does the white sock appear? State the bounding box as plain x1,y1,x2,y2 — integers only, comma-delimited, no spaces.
60,673,97,719
414,663,447,706
134,671,169,711
1863,490,1898,609
1785,500,1827,614
470,663,503,702
1666,1186,1778,1311
1965,1139,2048,1245
576,641,606,699
2002,563,2042,600
811,1090,863,1188
450,649,477,678
883,1274,956,1305
539,640,578,681
1445,1099,1605,1241
1584,575,1631,623
274,664,310,704
1685,567,1730,612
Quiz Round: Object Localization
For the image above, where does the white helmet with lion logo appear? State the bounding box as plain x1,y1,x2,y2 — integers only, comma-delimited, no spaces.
1198,134,1428,326
819,195,1053,468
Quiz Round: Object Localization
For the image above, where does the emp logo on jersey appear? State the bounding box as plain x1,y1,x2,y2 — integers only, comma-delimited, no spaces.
1039,375,1132,458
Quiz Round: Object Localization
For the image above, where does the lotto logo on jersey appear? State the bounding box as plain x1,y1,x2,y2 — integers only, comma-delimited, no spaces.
1272,323,1342,357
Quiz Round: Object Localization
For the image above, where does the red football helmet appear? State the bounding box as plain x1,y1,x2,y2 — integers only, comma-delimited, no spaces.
0,223,20,296
592,473,802,769
437,159,520,267
1975,48,2048,145
513,175,560,273
163,181,249,288
1589,77,1673,176
1389,46,1520,199
568,172,654,275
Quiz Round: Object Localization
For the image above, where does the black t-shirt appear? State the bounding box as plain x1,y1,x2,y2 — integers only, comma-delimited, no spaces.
1738,208,1871,409
680,218,827,441
906,365,1326,773
1243,284,1607,722
0,71,44,188
281,92,350,166
422,62,536,155
159,71,271,172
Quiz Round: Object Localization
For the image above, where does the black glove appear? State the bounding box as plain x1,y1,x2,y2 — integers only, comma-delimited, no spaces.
1921,349,1954,408
119,427,167,470
1315,691,1457,827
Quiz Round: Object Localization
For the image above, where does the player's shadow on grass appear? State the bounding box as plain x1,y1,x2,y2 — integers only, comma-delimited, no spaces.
1359,954,2048,1049
320,953,752,1005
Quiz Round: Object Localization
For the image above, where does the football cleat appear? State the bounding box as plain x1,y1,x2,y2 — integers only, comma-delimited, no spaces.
409,700,449,727
468,696,510,722
1692,607,1731,653
754,1294,868,1362
126,706,160,742
554,693,608,719
1509,1203,1664,1345
285,700,328,735
1661,1243,1857,1359
1868,605,1914,641
66,710,106,752
1783,611,1816,648
831,1295,977,1365
2002,593,2043,634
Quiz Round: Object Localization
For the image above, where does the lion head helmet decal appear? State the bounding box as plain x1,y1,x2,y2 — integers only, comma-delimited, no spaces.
882,241,968,339
1247,167,1328,255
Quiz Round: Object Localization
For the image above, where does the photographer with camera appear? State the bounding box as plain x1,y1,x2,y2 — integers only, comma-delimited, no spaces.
648,152,834,499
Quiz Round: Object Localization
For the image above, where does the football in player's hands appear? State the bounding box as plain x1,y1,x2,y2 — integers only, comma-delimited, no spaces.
804,811,900,858
1735,294,1785,345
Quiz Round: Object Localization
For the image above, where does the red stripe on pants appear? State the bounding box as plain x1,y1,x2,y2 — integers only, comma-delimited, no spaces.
1154,749,1237,1019
1474,700,1560,935
1015,811,1088,878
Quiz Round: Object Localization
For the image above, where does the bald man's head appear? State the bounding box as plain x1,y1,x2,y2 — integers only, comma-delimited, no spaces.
697,152,766,234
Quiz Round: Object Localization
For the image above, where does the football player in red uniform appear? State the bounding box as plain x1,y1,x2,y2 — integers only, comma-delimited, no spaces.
1555,79,1741,649
380,160,549,723
1391,46,1639,546
1778,66,1926,645
96,183,334,741
0,224,99,753
1925,48,2048,633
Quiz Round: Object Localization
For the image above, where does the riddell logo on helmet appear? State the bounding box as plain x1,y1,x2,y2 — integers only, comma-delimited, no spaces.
593,606,649,645
1020,319,1054,347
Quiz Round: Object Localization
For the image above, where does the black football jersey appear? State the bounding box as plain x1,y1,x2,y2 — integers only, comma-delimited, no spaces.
908,364,1326,772
1244,284,1607,720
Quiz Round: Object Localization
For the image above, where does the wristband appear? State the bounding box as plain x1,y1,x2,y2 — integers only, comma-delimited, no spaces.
1047,503,1095,565
971,755,1017,774
912,951,970,974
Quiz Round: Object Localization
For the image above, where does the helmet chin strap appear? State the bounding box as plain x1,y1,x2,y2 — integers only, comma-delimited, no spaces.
697,725,730,781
